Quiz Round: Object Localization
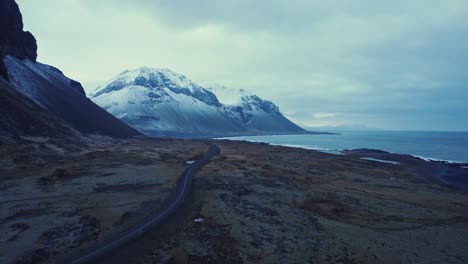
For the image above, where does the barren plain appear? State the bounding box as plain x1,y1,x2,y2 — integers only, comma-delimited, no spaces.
1,137,467,264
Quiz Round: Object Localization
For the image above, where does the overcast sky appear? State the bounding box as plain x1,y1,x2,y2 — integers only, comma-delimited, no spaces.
17,0,468,131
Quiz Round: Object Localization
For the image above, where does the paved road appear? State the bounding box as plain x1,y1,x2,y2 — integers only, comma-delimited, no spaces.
69,143,220,264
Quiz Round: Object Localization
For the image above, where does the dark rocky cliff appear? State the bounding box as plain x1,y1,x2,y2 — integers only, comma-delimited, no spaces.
0,0,142,138
0,0,37,79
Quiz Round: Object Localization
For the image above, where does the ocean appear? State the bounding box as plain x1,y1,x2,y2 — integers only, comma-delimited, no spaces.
221,131,468,163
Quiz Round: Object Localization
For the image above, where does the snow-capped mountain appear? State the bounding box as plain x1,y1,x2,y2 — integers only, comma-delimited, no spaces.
91,67,306,137
205,84,305,133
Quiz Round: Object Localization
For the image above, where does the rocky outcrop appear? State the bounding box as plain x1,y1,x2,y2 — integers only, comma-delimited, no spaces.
0,0,38,79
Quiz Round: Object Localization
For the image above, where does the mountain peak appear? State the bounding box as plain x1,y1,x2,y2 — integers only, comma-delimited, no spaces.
121,67,180,77
92,67,201,97
92,67,222,108
92,67,306,137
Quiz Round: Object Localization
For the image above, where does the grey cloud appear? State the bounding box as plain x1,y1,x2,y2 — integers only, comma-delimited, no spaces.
17,0,468,130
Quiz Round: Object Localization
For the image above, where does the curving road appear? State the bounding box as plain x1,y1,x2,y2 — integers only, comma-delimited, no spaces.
69,143,220,264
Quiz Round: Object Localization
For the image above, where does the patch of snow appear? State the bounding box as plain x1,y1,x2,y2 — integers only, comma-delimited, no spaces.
361,157,400,165
203,83,252,106
116,113,128,119
186,160,195,165
194,218,204,223
92,82,236,133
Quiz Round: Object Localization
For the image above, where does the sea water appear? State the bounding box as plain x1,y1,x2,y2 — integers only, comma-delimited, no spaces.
221,131,468,163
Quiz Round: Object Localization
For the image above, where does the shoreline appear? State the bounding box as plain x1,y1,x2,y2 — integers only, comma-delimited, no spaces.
145,130,337,139
216,138,468,193
217,135,468,165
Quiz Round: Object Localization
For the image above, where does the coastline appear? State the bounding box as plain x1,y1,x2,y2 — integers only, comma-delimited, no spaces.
218,132,468,165
216,136,468,193
146,130,337,139
135,139,468,263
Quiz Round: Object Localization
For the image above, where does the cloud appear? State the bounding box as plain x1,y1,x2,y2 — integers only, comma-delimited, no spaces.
312,113,339,119
16,0,468,130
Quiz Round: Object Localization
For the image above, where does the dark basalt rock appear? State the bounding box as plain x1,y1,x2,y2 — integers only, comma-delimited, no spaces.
345,148,390,154
39,63,87,96
0,0,38,60
0,60,8,80
69,79,86,96
0,78,75,138
0,0,38,79
0,0,141,139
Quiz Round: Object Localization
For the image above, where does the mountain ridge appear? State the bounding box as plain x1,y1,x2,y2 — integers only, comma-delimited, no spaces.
91,67,306,137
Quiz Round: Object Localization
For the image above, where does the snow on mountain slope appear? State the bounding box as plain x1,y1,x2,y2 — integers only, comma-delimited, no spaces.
204,83,251,105
92,67,244,136
92,67,221,107
93,84,243,136
92,67,306,137
206,84,305,133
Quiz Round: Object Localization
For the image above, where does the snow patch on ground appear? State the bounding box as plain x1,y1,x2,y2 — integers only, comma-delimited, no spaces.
361,157,400,165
